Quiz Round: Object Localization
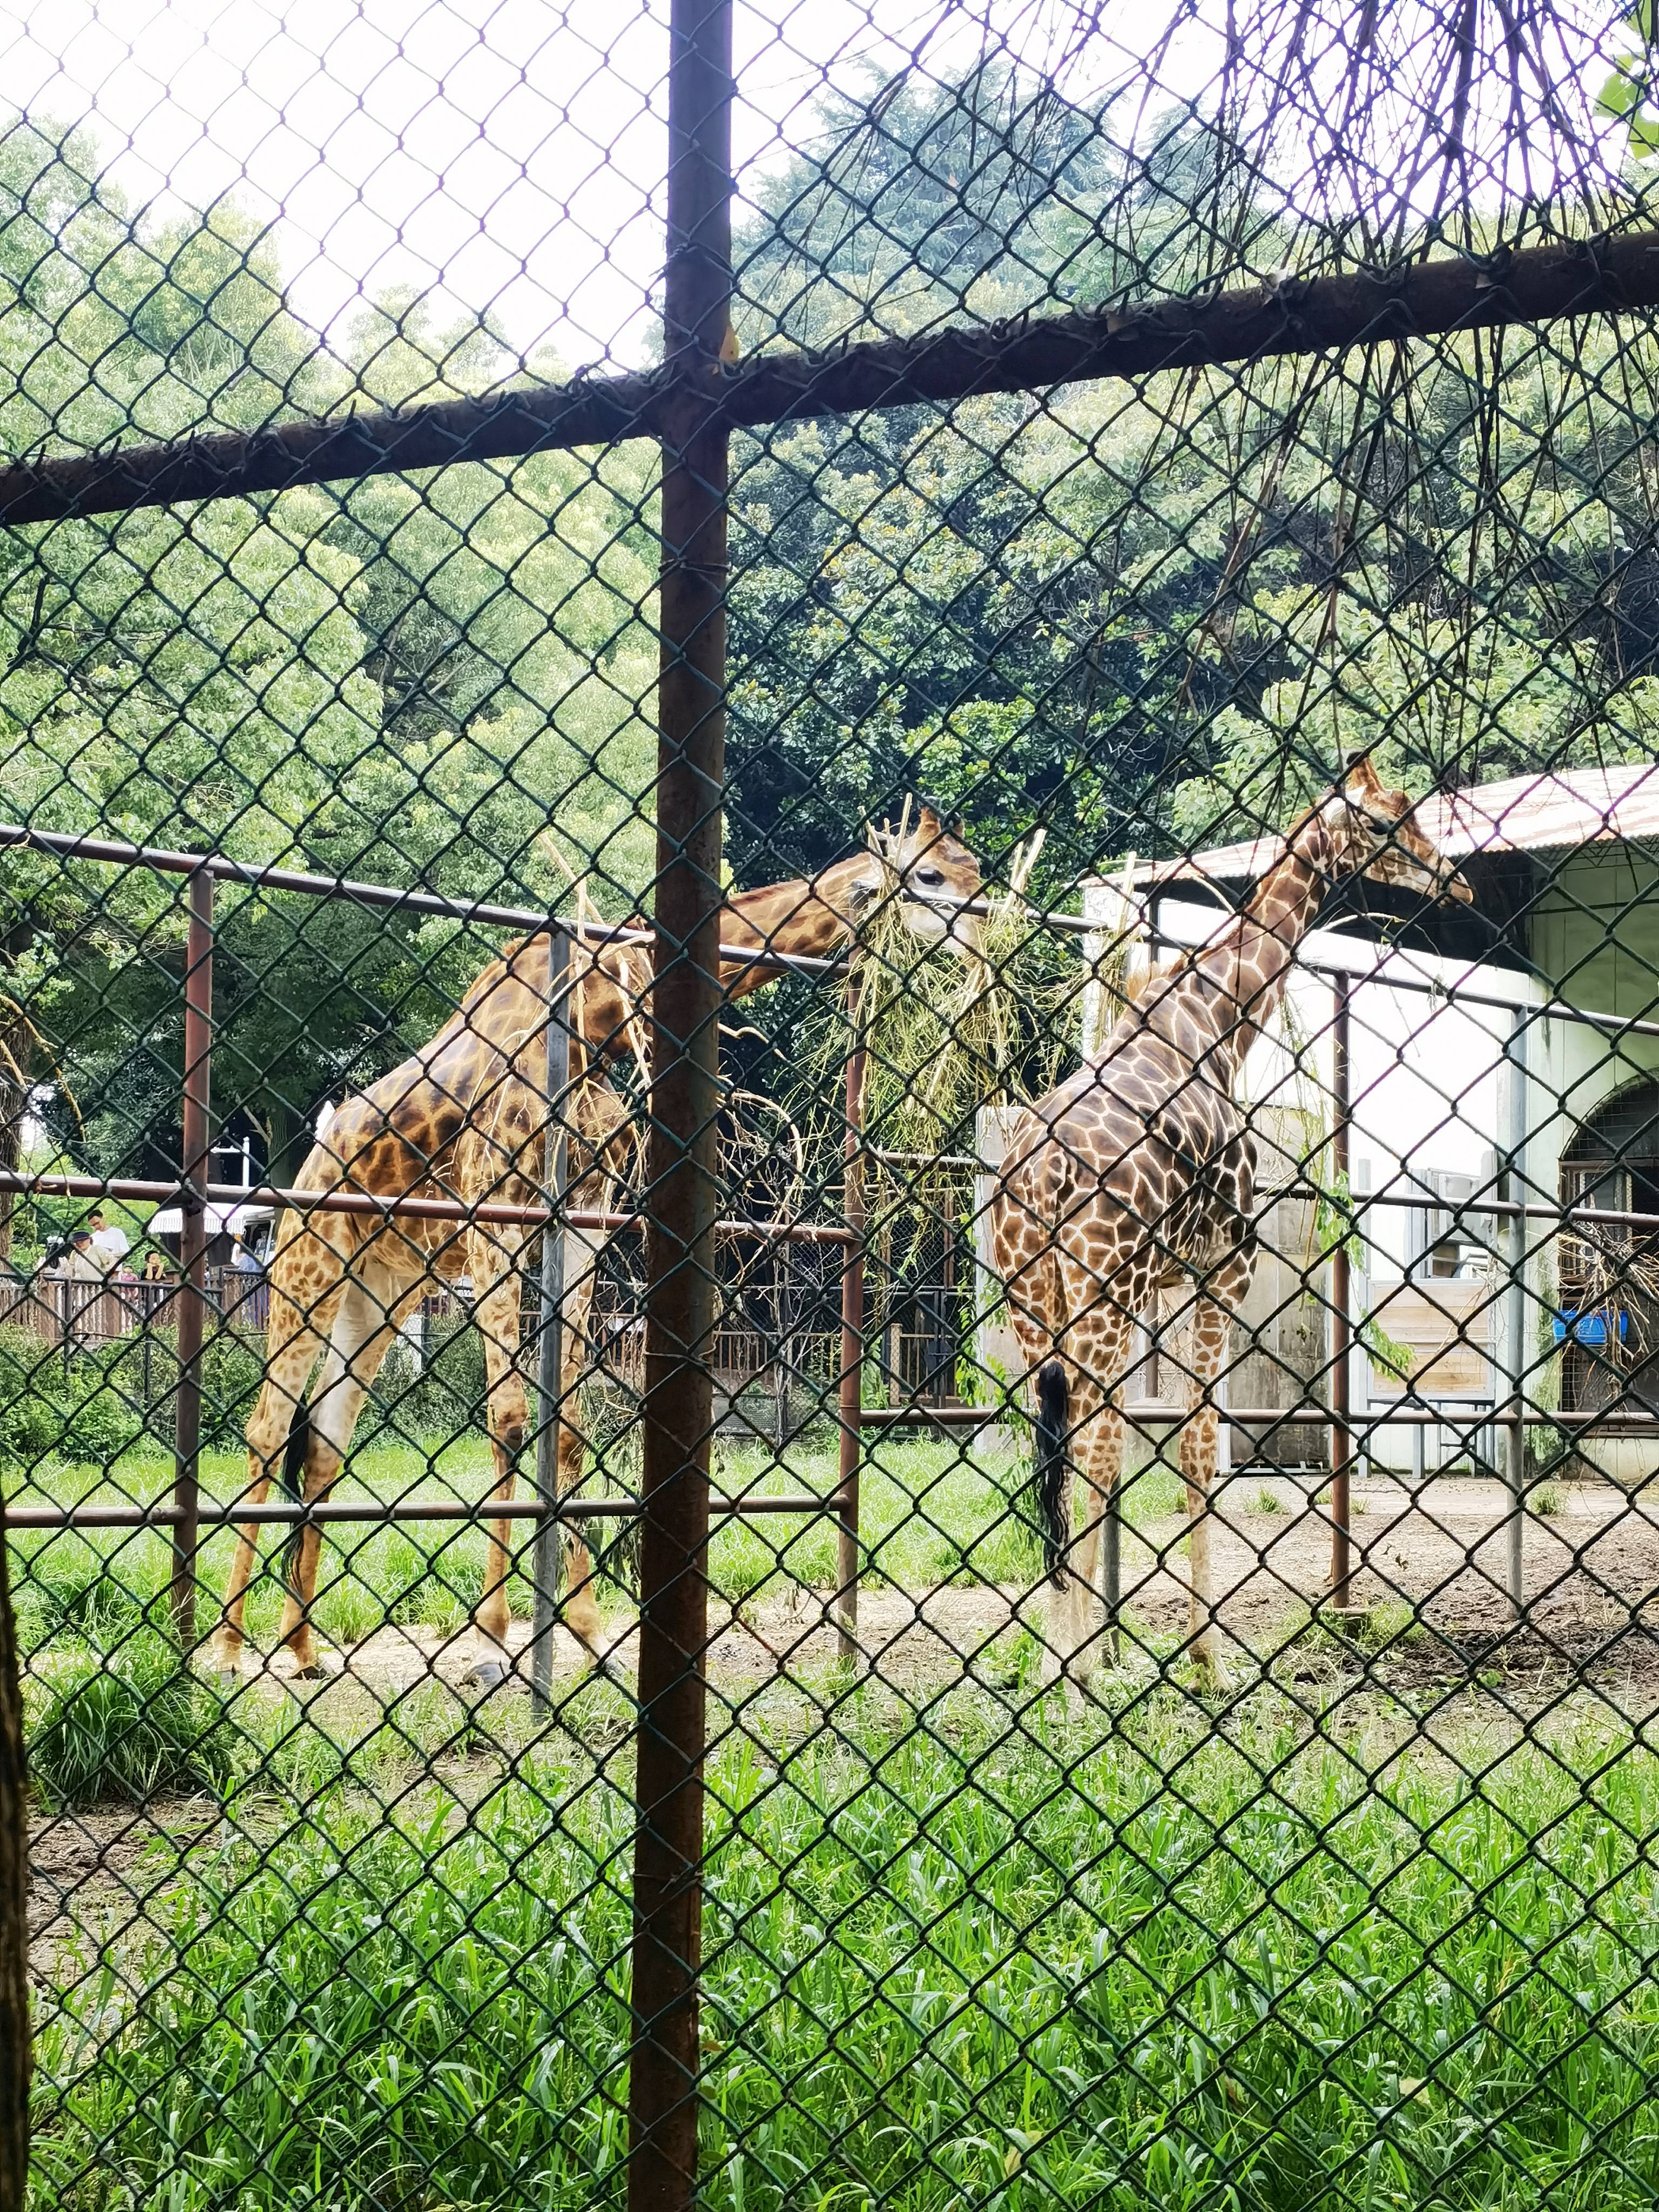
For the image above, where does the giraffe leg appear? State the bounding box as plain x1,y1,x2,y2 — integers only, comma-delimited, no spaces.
277,1276,403,1676
213,1235,347,1677
1177,1258,1251,1688
1050,1292,1134,1688
467,1223,532,1688
1071,1399,1125,1685
1004,1259,1069,1685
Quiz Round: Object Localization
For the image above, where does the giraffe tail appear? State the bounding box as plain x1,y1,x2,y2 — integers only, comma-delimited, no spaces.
1034,1359,1069,1585
279,1401,310,1503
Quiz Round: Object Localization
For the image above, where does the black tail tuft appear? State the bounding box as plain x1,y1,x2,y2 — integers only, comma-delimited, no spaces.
1034,1359,1069,1585
279,1401,310,1584
279,1402,309,1501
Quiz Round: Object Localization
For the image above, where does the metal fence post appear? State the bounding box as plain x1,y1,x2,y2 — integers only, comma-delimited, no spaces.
532,927,572,1712
171,864,213,1648
1327,972,1355,1615
628,0,731,2204
1502,1003,1528,1619
837,971,867,1667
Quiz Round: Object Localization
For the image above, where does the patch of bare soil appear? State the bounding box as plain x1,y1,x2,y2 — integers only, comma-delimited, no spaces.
29,1798,220,1965
218,1471,1659,1719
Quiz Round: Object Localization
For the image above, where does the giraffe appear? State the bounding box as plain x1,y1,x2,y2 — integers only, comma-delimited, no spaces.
989,755,1472,1686
213,804,982,1686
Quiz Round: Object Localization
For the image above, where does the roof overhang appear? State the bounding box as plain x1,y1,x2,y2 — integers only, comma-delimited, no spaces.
1116,765,1659,973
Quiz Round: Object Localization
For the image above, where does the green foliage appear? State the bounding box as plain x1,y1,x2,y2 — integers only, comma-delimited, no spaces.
1598,7,1659,155
0,1326,148,1469
0,110,660,1188
25,1628,233,1809
369,1312,489,1447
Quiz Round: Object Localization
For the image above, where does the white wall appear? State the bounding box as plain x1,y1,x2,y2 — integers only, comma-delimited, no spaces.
1151,896,1528,1282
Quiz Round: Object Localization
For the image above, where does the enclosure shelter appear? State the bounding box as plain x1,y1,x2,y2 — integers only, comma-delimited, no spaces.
7,5,1659,2210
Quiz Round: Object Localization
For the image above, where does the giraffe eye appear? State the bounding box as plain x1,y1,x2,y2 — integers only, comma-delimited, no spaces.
914,867,946,889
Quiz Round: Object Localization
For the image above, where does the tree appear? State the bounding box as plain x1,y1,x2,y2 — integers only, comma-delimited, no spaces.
0,113,663,1199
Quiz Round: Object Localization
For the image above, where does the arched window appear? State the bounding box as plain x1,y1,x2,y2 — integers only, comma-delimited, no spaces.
1561,1078,1659,1218
1559,1078,1659,1411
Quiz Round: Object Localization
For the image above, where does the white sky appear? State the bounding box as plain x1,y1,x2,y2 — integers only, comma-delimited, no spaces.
2,0,1206,369
2,1,1629,375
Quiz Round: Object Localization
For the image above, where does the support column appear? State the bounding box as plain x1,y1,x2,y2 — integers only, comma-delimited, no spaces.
1327,973,1356,1615
531,927,571,1712
171,866,213,1649
836,974,866,1667
627,2,732,2206
1501,1004,1529,1619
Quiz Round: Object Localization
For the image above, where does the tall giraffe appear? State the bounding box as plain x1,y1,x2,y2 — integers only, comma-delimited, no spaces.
989,756,1471,1685
214,805,982,1685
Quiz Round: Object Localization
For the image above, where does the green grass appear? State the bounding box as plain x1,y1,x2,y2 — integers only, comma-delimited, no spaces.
17,1425,1659,2209
26,1628,235,1809
30,1705,1659,2212
10,1427,1053,1660
7,1416,1205,1670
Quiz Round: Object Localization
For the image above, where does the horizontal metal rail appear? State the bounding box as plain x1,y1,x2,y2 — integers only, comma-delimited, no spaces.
12,825,1648,1064
13,1393,1640,1528
863,1400,1659,1432
3,1491,837,1531
0,821,846,977
867,1148,981,1171
1291,960,1659,1046
860,1401,1532,1429
2,232,1656,524
0,1168,851,1243
1304,1179,1659,1239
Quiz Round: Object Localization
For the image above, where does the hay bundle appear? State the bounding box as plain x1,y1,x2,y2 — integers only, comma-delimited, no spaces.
1563,1220,1659,1367
848,829,1074,1162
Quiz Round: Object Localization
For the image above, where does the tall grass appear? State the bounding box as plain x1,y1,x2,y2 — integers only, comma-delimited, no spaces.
28,1630,234,1809
31,1711,1659,2211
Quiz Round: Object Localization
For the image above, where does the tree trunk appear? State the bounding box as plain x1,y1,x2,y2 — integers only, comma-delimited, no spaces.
0,1528,30,2212
0,1011,28,1267
263,1097,313,1185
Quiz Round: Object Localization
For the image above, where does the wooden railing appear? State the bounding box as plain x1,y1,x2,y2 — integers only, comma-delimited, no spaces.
0,1267,270,1348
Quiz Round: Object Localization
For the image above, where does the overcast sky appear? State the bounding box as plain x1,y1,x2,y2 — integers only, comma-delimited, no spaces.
4,1,1630,374
4,0,1211,367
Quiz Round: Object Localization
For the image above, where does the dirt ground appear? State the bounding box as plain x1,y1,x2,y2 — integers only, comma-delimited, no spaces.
209,1466,1659,1709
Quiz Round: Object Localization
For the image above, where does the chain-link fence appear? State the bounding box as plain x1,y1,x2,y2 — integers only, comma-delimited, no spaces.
6,2,1659,2205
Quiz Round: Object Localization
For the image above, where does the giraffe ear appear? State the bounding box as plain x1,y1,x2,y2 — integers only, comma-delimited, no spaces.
1343,747,1384,798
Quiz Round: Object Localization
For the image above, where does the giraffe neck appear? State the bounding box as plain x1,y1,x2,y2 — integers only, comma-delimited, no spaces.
1191,811,1337,1079
711,852,881,994
561,851,884,1063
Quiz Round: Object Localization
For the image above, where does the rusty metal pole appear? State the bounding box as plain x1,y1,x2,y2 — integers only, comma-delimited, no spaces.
1501,1004,1528,1620
836,973,867,1667
171,866,213,1648
627,1,731,2206
0,1521,28,2212
531,927,572,1714
1327,973,1354,1614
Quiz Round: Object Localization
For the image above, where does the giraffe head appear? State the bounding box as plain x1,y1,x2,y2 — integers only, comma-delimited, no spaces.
862,798,983,948
1319,752,1474,906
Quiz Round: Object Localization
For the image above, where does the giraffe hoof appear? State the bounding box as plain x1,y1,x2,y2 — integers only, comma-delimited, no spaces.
290,1662,328,1682
587,1647,632,1691
464,1660,508,1692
